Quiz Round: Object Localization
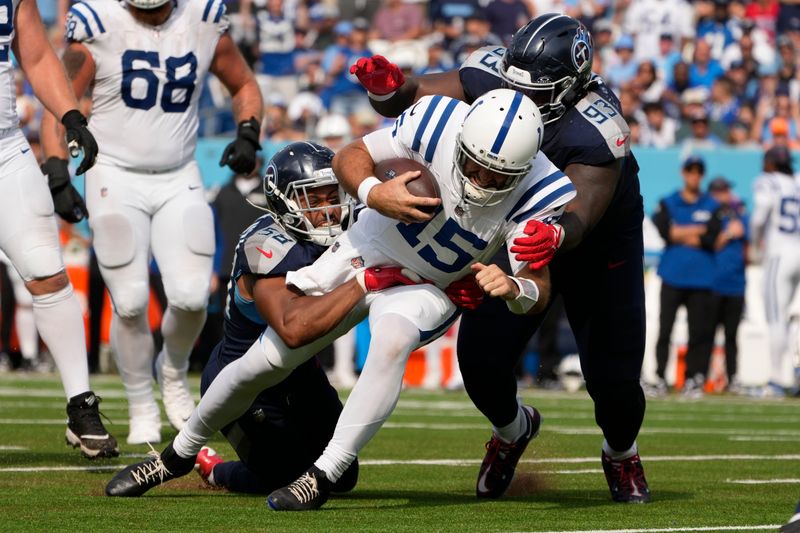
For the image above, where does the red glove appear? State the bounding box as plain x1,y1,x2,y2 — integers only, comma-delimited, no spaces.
444,274,484,310
510,220,565,269
357,266,426,293
349,55,406,96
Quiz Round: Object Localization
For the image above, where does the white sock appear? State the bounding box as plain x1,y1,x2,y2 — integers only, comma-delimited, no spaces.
603,439,638,461
15,304,38,360
111,313,156,409
31,285,89,399
172,337,292,459
493,400,527,444
315,314,419,482
159,306,206,373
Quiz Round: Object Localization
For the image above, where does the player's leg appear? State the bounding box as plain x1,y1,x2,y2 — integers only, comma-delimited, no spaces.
0,136,117,457
85,162,158,444
720,294,744,386
268,285,459,511
763,256,792,395
150,166,214,429
561,203,649,503
105,306,367,497
456,251,548,499
6,260,40,367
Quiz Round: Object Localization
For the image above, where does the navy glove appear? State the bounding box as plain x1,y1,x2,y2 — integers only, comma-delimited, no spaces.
220,117,261,174
61,109,98,175
42,156,88,223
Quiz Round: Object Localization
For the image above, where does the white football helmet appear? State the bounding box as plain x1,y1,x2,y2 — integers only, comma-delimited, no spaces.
454,88,543,207
126,0,171,9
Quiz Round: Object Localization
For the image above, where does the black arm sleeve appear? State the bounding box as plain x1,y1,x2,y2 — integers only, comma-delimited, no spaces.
652,200,672,243
699,207,724,250
369,79,419,118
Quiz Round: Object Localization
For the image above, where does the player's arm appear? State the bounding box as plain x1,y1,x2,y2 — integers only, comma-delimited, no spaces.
350,55,464,118
557,160,621,251
40,42,96,161
249,267,423,348
13,0,80,121
471,262,550,315
332,137,440,223
211,33,264,174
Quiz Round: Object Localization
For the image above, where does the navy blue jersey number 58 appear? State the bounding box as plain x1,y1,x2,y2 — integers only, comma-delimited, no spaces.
0,0,14,63
121,50,197,113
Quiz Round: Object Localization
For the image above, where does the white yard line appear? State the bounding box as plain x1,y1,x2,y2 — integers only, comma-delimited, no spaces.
511,526,781,533
360,454,800,466
0,465,121,473
726,478,800,484
0,445,26,450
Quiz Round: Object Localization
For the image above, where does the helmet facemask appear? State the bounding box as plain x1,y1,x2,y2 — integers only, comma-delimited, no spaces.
453,134,531,207
265,168,353,246
499,65,573,125
126,0,172,9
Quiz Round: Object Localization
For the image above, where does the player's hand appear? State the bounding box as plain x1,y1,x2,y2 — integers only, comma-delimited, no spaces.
220,117,261,174
349,55,405,96
356,266,427,293
471,263,519,300
510,219,565,269
444,274,484,310
42,156,88,223
61,109,98,175
367,172,441,224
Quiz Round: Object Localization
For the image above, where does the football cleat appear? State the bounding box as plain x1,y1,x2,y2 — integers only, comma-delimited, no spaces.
127,401,162,445
601,450,651,503
331,459,359,494
65,391,119,459
155,352,195,430
476,405,542,499
195,447,224,486
105,442,195,497
779,501,800,533
681,374,704,399
266,465,331,511
642,377,668,398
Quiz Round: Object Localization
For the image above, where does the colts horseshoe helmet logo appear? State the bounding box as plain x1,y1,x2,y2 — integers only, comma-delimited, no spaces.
571,26,592,72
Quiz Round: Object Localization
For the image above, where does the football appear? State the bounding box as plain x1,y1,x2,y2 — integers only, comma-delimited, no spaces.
374,158,441,212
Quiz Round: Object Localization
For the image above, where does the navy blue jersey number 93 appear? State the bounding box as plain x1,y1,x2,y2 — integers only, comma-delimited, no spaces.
121,50,197,113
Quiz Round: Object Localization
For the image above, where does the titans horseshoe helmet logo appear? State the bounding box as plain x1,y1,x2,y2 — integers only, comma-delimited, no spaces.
571,26,592,72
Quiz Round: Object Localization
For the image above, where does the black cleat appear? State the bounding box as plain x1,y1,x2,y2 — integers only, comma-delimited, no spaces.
105,442,195,497
476,405,542,498
267,465,331,511
331,459,359,494
65,391,119,459
780,501,800,533
602,450,651,503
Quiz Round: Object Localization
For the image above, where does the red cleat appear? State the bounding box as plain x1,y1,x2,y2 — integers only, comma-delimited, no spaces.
195,447,224,486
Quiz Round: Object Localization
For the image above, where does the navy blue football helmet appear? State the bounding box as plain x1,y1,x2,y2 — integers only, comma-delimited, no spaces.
263,142,352,246
499,14,594,124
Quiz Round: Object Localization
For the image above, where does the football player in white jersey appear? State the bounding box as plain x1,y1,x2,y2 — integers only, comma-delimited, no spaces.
40,0,263,444
0,0,117,458
104,89,577,507
751,146,800,397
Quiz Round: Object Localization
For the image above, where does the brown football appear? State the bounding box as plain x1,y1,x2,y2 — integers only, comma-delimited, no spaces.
374,158,441,213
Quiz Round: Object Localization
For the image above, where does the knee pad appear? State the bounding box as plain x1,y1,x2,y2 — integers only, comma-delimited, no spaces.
109,280,150,319
92,213,136,268
164,275,210,311
183,204,215,256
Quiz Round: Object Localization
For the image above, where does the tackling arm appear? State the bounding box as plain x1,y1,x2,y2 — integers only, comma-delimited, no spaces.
558,160,621,251
12,0,80,121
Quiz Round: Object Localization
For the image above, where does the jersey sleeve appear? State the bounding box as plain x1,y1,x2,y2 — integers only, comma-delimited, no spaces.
458,46,506,104
562,88,632,166
363,94,469,165
198,0,231,34
750,175,776,241
234,217,300,279
503,154,577,274
65,1,108,43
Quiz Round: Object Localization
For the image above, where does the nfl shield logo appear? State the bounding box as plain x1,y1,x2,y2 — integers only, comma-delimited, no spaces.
350,256,365,269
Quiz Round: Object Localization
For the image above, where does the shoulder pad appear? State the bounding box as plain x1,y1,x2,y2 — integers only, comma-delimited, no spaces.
573,91,631,159
392,94,468,163
459,46,507,76
65,1,108,43
197,0,230,33
239,217,297,276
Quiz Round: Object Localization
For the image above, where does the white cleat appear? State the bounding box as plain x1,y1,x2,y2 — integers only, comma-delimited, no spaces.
127,402,162,445
155,352,195,430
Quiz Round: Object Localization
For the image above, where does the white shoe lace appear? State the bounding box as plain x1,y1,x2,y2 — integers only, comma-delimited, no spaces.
286,472,320,504
130,445,172,487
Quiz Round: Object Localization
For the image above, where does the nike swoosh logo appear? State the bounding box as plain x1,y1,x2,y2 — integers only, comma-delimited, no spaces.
477,472,491,495
188,185,202,190
615,136,629,147
409,102,421,116
256,247,273,259
607,260,626,269
20,148,30,154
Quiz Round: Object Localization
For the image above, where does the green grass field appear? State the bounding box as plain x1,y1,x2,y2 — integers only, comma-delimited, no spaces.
0,373,797,532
